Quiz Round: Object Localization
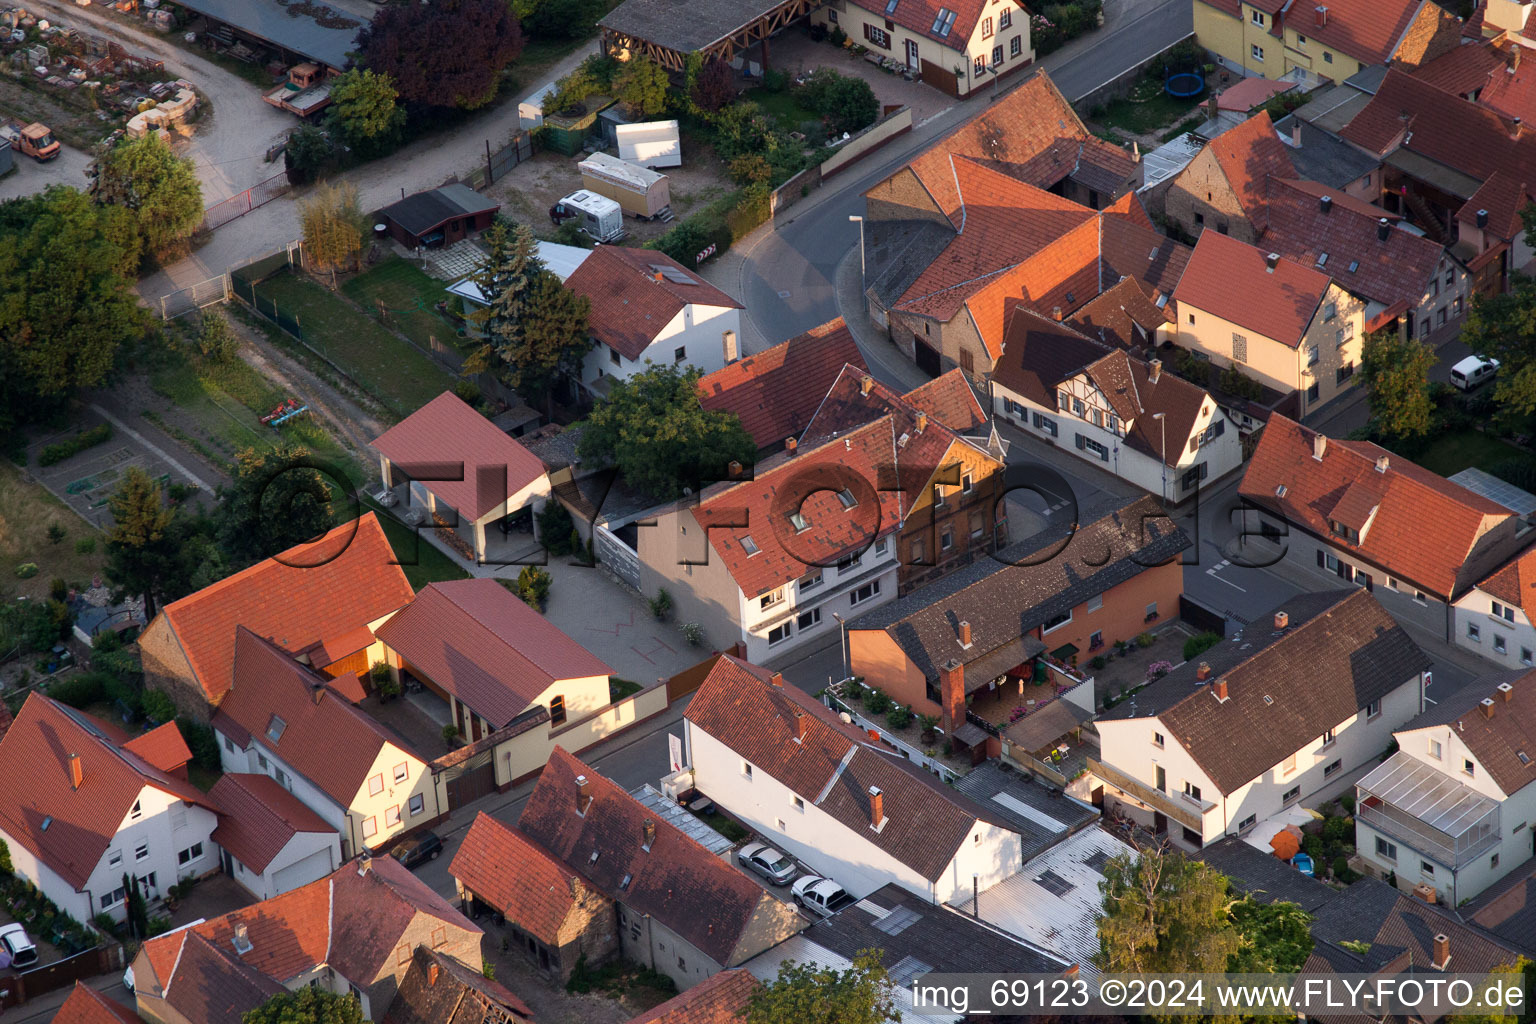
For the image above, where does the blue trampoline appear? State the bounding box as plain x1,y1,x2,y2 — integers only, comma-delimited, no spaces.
1165,72,1205,97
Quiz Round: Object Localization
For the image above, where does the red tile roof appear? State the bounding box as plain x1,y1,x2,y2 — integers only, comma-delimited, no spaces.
696,319,867,450
519,747,802,967
895,72,1134,222
1206,111,1297,234
625,968,759,1024
1413,34,1509,100
686,657,1018,880
1459,170,1534,241
155,512,414,707
1174,231,1329,346
208,773,336,874
1262,179,1446,307
903,370,988,431
694,418,904,599
1476,545,1536,619
895,160,1097,322
376,578,611,728
564,245,742,361
212,628,403,809
842,0,986,48
53,982,143,1024
122,722,192,775
449,812,583,947
0,695,216,890
1069,277,1174,349
1290,0,1432,64
145,930,286,1024
1217,77,1295,113
1240,415,1514,598
372,391,547,521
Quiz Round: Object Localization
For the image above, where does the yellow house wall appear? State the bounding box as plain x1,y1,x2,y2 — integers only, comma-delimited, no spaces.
810,0,1032,95
346,741,438,853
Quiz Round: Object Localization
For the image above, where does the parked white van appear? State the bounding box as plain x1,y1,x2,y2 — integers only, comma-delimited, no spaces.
1450,355,1500,390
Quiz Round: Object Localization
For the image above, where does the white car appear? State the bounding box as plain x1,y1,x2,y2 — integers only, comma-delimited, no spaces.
1450,355,1500,391
791,875,855,919
0,923,38,968
737,842,798,886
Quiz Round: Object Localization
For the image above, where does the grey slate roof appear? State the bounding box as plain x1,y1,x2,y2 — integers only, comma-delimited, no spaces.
851,494,1191,683
1100,589,1430,794
600,0,799,53
1199,837,1340,912
381,185,500,238
1273,116,1380,190
806,881,1067,976
175,0,360,70
1310,878,1522,977
951,760,1099,862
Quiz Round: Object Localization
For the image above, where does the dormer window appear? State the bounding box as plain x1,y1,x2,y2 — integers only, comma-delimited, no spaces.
1329,520,1360,544
741,536,760,556
836,488,858,509
788,511,809,532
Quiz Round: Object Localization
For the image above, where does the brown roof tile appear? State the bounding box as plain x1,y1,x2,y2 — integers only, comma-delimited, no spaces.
1206,111,1297,233
624,968,758,1024
1289,0,1433,64
372,392,548,521
375,579,611,727
53,982,143,1024
212,628,403,809
696,319,867,450
1239,415,1512,598
565,246,742,361
208,773,336,874
155,513,414,707
1458,170,1534,241
121,721,192,775
904,370,988,431
449,812,585,947
383,945,535,1024
1069,278,1173,350
1103,590,1431,794
518,747,803,966
0,696,216,890
1476,545,1536,616
1406,670,1536,796
686,657,1018,880
151,931,287,1024
1412,34,1508,98
1174,231,1329,346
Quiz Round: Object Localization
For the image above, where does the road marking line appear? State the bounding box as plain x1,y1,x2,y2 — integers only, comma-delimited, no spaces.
1206,571,1248,592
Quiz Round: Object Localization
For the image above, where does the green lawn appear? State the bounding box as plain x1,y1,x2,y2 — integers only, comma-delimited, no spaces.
363,495,472,590
1414,430,1524,478
1094,77,1206,136
252,269,456,418
744,87,821,133
342,258,466,355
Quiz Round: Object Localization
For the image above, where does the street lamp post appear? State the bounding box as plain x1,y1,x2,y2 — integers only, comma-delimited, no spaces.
832,611,850,683
848,215,865,290
1152,412,1167,502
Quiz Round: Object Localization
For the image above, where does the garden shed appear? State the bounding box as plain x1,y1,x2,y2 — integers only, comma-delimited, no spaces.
378,184,500,250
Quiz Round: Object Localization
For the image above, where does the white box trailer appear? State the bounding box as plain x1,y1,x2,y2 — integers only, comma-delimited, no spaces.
579,152,672,221
616,119,681,169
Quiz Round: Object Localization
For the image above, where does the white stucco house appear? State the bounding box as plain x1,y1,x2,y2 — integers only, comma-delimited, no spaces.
0,695,220,923
213,628,442,860
563,245,744,395
372,390,553,565
1094,590,1431,850
1355,670,1536,907
208,773,341,900
1453,547,1536,670
682,655,1026,903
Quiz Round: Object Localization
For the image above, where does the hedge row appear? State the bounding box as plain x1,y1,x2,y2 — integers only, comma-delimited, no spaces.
647,184,772,268
38,424,112,467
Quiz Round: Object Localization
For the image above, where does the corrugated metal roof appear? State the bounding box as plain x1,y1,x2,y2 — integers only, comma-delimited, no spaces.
630,784,734,858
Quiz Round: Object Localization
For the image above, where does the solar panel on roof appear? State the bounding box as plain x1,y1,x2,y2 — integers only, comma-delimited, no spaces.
873,905,921,935
1084,850,1112,873
647,263,696,285
1036,869,1075,897
888,956,932,986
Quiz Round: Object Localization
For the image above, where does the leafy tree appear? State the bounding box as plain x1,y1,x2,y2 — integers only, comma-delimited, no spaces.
198,310,240,362
1453,956,1534,1024
214,443,338,567
0,186,148,437
124,873,149,939
515,565,552,611
284,124,333,185
1463,275,1536,424
105,468,222,618
360,0,524,112
300,182,369,284
744,949,900,1024
801,71,877,134
515,269,592,410
728,153,772,185
94,134,203,255
691,56,736,112
651,219,709,267
578,363,756,501
523,0,607,40
1361,329,1436,439
326,68,405,157
1228,897,1313,973
243,988,365,1024
615,57,671,118
1096,845,1240,974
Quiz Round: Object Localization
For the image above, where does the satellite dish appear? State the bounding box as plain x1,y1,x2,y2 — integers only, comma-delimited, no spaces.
839,712,852,724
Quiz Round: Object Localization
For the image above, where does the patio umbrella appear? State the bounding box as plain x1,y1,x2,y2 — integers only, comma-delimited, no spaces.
1269,828,1300,861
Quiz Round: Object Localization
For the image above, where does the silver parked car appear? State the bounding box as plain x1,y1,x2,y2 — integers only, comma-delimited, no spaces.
736,842,798,886
0,923,38,968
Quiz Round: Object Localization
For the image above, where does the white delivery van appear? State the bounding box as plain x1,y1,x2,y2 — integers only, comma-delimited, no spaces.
549,191,625,244
1450,355,1500,390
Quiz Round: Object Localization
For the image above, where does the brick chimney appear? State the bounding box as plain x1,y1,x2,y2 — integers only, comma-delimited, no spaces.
915,412,928,433
1499,682,1515,702
728,460,743,479
1051,306,1063,321
1481,697,1496,719
786,436,798,455
958,621,972,648
769,671,783,688
1378,217,1391,242
1433,933,1450,969
576,774,593,815
1375,455,1389,473
860,375,875,396
428,962,440,986
1214,679,1229,701
940,659,966,733
1196,662,1211,682
1275,610,1289,629
68,752,82,791
1149,358,1162,383
642,819,656,850
732,641,748,659
1291,119,1302,147
795,708,809,742
868,785,885,828
1314,4,1327,27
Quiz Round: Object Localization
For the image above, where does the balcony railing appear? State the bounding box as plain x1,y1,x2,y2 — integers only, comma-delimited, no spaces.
1357,798,1500,869
1087,757,1206,832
